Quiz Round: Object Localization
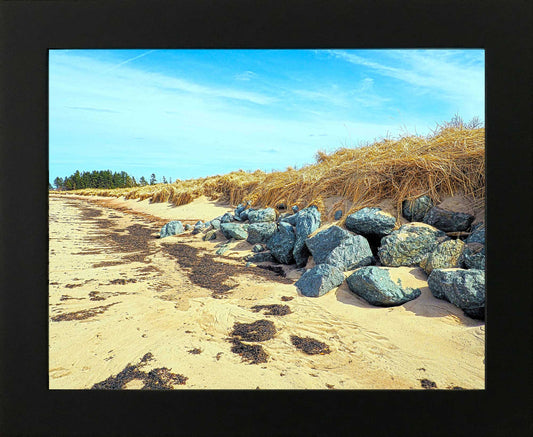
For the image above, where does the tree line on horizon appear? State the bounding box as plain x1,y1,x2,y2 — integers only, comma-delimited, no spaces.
50,170,172,190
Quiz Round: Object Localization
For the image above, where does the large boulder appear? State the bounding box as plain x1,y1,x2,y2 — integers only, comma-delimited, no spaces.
266,222,296,264
460,243,485,270
293,206,321,267
248,208,276,224
220,223,248,240
324,236,374,271
345,207,396,237
402,195,433,222
295,264,344,297
280,213,298,226
420,239,465,274
378,223,448,267
423,206,475,232
427,268,485,320
346,266,421,306
305,226,353,264
211,219,221,230
159,220,184,238
246,222,277,245
465,222,485,245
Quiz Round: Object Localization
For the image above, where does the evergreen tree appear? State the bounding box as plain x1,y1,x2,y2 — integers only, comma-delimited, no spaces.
53,177,63,190
150,173,156,185
48,182,53,190
162,176,167,184
139,176,148,186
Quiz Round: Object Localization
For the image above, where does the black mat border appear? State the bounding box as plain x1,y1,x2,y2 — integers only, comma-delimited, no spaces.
1,1,532,436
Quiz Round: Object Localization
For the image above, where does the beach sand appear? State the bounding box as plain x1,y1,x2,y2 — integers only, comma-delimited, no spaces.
49,194,485,390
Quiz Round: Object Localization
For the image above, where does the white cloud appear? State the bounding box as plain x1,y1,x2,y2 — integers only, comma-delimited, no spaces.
234,70,256,81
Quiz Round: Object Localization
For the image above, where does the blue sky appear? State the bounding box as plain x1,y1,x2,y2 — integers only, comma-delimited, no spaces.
49,49,484,184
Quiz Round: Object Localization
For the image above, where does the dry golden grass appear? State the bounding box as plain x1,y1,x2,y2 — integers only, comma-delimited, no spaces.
69,120,485,220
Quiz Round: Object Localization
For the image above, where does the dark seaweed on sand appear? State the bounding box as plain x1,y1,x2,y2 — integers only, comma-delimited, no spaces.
229,339,269,364
419,378,438,389
290,335,331,355
230,320,276,341
50,303,118,322
251,304,292,316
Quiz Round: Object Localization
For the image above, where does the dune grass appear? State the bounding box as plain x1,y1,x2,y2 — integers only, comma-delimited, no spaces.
66,119,485,220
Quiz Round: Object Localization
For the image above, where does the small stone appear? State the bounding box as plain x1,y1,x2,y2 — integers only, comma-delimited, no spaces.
160,221,184,238
334,210,343,220
203,230,217,241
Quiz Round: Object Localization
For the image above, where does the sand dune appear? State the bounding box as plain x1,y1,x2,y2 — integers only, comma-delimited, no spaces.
49,194,485,390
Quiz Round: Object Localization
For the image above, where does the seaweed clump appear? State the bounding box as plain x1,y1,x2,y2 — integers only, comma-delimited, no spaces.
290,335,331,355
229,339,269,364
251,304,292,316
230,320,276,341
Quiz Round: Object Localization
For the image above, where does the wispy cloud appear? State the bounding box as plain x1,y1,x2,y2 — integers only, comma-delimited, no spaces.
235,70,256,81
103,50,156,73
67,106,120,113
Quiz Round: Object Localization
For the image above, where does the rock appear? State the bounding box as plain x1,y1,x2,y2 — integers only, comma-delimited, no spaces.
195,220,203,227
248,208,277,224
245,262,252,267
203,230,217,241
378,223,448,267
220,213,234,223
334,210,343,220
244,252,275,263
465,222,485,244
246,222,278,245
220,223,248,240
402,195,433,222
324,235,374,271
295,264,345,297
305,226,353,264
346,266,422,306
427,268,485,320
233,214,242,222
276,203,287,211
293,206,321,267
292,205,299,213
266,222,296,264
204,221,211,228
159,221,184,238
184,224,192,231
420,239,465,274
211,219,221,230
277,212,292,222
280,213,298,226
235,204,246,216
252,244,264,253
423,206,475,232
345,207,396,237
192,221,205,235
239,208,253,221
460,243,485,270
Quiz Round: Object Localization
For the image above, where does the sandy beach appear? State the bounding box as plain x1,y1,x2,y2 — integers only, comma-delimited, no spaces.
49,193,485,390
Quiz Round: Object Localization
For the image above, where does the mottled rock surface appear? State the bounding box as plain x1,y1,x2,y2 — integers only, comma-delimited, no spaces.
220,223,248,240
420,239,465,274
246,222,277,245
402,195,433,222
423,206,474,232
160,221,184,238
244,252,275,263
345,207,396,237
427,268,485,320
305,226,353,265
465,222,485,244
324,235,374,271
460,243,485,270
248,208,277,224
293,206,321,267
378,223,448,267
346,266,421,306
266,222,296,264
295,264,344,297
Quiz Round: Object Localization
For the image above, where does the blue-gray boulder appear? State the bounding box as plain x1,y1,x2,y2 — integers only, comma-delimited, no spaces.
246,222,277,245
266,222,296,264
324,235,374,271
402,195,433,222
235,204,246,216
292,205,299,213
244,251,275,263
280,213,298,226
334,210,343,220
203,230,217,241
423,206,475,232
233,214,242,222
295,264,345,297
345,207,396,237
220,213,234,223
427,268,485,320
460,243,485,270
220,223,248,240
293,206,321,267
184,224,192,231
160,221,184,238
192,221,205,235
305,226,353,264
465,222,485,244
211,219,221,230
248,208,277,224
346,266,421,306
378,223,448,267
